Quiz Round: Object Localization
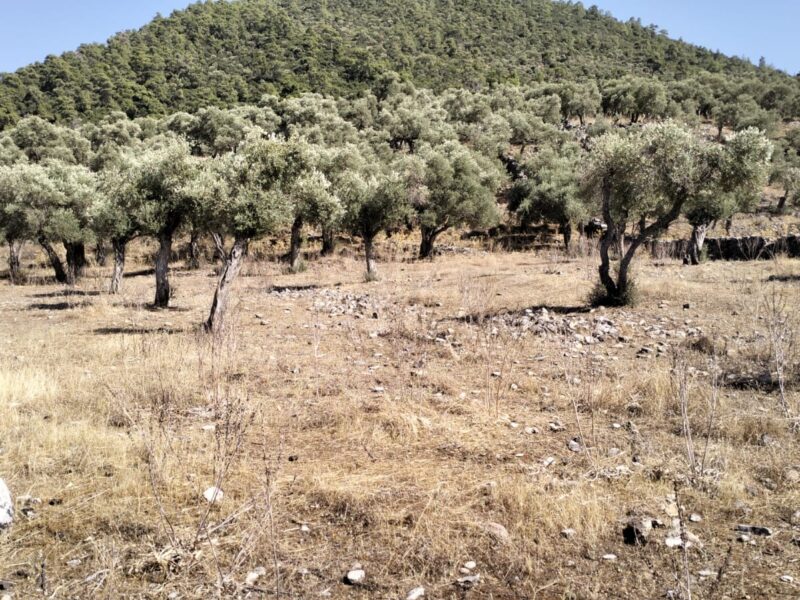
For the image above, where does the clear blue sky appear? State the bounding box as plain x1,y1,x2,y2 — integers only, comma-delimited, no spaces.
0,1,798,75
0,1,194,73
590,0,800,75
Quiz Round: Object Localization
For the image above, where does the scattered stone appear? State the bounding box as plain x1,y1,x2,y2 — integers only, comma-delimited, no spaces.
300,524,311,534
0,479,12,529
66,559,82,568
406,586,425,600
602,554,617,561
736,524,772,536
245,567,266,587
737,534,752,543
548,422,565,432
781,575,794,583
463,561,476,570
567,438,583,453
608,448,621,457
345,569,366,585
524,426,540,435
561,528,577,539
689,513,702,523
542,457,556,468
483,522,510,542
456,574,480,589
698,569,717,578
203,487,224,504
790,510,800,526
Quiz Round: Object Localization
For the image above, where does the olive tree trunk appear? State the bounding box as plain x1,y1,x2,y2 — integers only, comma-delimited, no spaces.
109,238,127,294
7,239,23,285
64,242,87,285
686,223,708,266
364,235,378,278
597,183,685,306
560,222,572,251
39,237,68,284
154,230,174,308
205,236,249,335
777,195,787,213
188,230,201,270
95,241,107,267
419,225,447,259
288,215,303,272
321,226,336,256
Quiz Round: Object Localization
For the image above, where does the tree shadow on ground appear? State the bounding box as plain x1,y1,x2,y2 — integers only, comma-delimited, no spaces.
113,301,192,312
28,290,102,299
767,274,800,283
28,301,93,311
93,326,186,335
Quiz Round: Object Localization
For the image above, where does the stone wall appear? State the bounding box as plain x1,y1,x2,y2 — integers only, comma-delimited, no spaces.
645,235,800,261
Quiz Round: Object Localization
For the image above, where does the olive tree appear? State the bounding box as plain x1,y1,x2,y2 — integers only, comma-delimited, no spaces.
339,163,409,279
508,144,585,249
683,128,772,264
407,141,503,259
132,137,195,308
197,138,305,333
584,122,772,304
0,164,35,284
92,156,144,293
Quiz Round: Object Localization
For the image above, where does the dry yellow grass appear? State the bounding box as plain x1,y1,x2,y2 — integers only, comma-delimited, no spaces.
0,235,799,599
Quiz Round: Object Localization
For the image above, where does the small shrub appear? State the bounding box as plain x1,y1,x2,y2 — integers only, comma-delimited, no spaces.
588,280,639,307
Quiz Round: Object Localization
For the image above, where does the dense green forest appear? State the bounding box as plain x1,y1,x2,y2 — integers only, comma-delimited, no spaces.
1,0,799,128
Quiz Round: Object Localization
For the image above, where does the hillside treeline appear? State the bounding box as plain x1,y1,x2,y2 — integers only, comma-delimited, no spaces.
1,0,799,128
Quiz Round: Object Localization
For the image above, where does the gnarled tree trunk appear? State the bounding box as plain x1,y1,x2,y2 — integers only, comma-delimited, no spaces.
110,238,127,294
7,239,23,285
64,242,87,285
777,195,787,213
419,225,446,259
686,223,708,266
560,221,572,251
154,229,174,308
288,215,303,271
188,230,201,270
95,241,107,267
321,226,336,256
205,237,249,334
39,237,68,284
364,236,378,278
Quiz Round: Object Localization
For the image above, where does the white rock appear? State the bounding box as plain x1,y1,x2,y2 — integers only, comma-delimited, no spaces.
203,487,224,504
456,574,481,588
567,439,583,453
483,522,510,541
780,575,794,583
345,569,366,585
561,528,577,539
542,457,556,467
463,561,476,570
406,587,425,600
689,513,702,523
0,478,12,529
245,566,267,586
698,569,717,578
602,554,617,561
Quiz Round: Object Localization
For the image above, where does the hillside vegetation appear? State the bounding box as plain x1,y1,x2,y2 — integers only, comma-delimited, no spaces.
1,0,799,127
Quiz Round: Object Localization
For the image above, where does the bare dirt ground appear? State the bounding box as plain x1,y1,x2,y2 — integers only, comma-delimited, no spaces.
0,235,799,599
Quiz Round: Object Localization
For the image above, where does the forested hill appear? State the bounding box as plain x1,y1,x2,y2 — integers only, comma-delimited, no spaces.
0,0,797,127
